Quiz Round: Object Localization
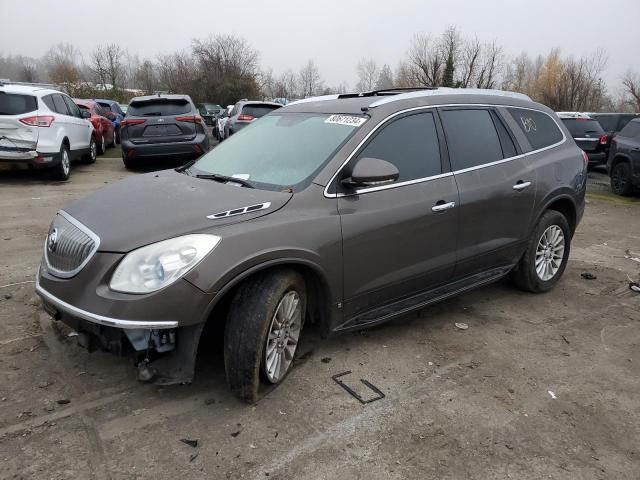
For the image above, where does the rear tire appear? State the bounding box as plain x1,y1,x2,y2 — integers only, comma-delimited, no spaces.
610,161,634,196
224,269,306,403
122,150,136,169
83,136,97,164
114,126,120,145
97,134,106,155
510,210,571,293
52,144,71,181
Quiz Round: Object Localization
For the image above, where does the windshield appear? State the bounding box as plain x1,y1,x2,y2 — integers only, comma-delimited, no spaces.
190,113,365,191
561,118,604,137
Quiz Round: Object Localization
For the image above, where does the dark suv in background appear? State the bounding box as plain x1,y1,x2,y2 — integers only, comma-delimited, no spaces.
223,100,282,138
557,112,608,167
607,118,640,196
197,103,223,126
36,88,586,403
120,94,209,168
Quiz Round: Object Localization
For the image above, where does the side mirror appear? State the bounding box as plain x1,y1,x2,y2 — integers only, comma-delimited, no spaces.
80,110,91,119
342,157,399,189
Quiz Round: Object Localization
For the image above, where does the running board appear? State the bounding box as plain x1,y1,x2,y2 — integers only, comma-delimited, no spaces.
334,265,513,333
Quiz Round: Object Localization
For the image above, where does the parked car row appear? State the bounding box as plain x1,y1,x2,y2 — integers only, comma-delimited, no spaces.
556,111,639,197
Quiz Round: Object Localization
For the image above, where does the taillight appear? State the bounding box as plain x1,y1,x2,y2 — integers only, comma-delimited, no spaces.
599,134,608,145
175,116,202,123
237,114,255,121
19,115,54,127
121,119,146,127
581,150,589,166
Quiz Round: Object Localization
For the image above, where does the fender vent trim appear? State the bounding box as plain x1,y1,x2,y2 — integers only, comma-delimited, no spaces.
207,202,271,219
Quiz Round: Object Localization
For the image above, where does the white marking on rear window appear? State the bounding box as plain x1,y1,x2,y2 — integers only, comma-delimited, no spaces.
325,115,367,127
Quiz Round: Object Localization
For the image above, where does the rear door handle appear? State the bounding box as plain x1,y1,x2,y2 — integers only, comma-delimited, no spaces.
513,181,532,191
432,201,456,213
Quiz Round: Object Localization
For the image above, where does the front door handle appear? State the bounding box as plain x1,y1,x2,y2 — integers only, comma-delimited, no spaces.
513,181,532,191
432,201,456,213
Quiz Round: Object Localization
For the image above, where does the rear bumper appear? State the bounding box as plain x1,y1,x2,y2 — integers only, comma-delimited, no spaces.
586,151,606,166
121,135,209,160
0,149,62,168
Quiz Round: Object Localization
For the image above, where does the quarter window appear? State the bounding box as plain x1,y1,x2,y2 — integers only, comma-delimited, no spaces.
440,109,503,171
52,94,70,115
63,96,82,118
507,107,563,150
355,112,442,182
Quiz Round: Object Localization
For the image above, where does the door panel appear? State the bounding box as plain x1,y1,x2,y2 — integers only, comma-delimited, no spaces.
339,176,459,319
453,159,537,275
439,107,537,277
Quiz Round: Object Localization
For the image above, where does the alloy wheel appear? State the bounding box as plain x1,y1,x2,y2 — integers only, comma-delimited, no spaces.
91,139,97,161
535,225,565,281
61,149,70,176
264,290,302,383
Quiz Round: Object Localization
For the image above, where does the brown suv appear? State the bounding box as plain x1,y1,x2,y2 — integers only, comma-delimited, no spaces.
36,88,587,402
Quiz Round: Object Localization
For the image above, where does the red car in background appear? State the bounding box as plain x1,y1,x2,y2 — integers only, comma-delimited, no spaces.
73,99,115,154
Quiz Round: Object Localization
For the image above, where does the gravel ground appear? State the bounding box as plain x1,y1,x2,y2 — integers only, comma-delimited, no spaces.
0,152,639,479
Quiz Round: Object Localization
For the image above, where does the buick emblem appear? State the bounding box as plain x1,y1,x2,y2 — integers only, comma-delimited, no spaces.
48,228,58,253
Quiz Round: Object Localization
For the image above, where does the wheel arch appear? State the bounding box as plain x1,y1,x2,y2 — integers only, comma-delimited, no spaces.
198,258,337,338
535,192,578,235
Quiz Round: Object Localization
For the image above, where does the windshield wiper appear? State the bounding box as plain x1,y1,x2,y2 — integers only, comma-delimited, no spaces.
196,173,254,188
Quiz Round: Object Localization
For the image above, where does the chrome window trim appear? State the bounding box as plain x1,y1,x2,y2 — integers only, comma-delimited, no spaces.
35,274,178,330
44,210,101,279
573,137,599,141
323,104,566,198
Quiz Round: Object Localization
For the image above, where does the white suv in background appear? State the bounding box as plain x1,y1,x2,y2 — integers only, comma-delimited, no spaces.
0,81,96,180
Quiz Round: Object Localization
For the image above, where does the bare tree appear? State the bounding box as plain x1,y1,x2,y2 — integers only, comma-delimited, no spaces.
406,33,443,86
298,60,322,97
458,37,482,88
622,70,640,111
474,40,503,89
440,25,461,87
375,64,394,90
356,57,378,91
90,44,126,91
273,69,298,99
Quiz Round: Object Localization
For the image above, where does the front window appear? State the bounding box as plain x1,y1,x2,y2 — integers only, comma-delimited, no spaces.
189,113,365,191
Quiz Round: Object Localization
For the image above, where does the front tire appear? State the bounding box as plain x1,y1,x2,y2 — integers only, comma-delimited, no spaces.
224,269,306,403
510,210,571,293
611,161,634,196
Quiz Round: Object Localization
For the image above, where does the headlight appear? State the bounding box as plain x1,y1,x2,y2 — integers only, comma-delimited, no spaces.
110,234,221,294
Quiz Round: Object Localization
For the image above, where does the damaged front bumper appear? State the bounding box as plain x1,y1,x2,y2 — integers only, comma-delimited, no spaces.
36,276,204,385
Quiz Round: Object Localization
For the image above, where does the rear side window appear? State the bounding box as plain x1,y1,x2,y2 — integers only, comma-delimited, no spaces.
491,111,517,158
591,114,617,132
619,120,640,138
128,99,191,116
356,112,441,182
241,104,281,118
440,109,504,170
560,119,605,137
52,94,70,115
98,102,112,112
0,93,37,115
507,108,564,150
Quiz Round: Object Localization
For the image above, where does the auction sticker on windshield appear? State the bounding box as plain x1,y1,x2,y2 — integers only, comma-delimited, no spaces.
325,115,367,127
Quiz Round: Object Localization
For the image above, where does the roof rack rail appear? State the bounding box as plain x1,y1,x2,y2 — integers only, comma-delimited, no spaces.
0,79,60,89
369,87,532,107
338,87,437,99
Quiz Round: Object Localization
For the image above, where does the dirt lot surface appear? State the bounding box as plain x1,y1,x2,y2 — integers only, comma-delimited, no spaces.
1,150,639,479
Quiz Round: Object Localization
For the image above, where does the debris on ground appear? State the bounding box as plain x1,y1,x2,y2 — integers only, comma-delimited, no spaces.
55,399,70,405
332,371,385,404
231,431,240,438
562,335,570,344
321,357,332,363
189,452,199,462
629,282,640,294
4,293,12,300
180,438,198,448
581,272,597,280
454,322,469,330
204,398,216,405
548,391,557,399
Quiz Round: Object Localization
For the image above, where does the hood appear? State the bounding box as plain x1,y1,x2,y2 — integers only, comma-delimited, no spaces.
63,169,293,252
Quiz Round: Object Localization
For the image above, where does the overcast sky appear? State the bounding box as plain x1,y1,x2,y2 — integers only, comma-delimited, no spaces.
2,0,639,90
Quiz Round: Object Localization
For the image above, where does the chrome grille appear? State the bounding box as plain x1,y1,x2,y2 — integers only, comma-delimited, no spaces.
44,211,100,278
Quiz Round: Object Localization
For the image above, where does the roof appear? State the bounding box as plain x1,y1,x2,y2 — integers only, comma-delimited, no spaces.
94,98,118,105
73,99,96,108
281,88,537,115
130,94,192,103
0,83,61,96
